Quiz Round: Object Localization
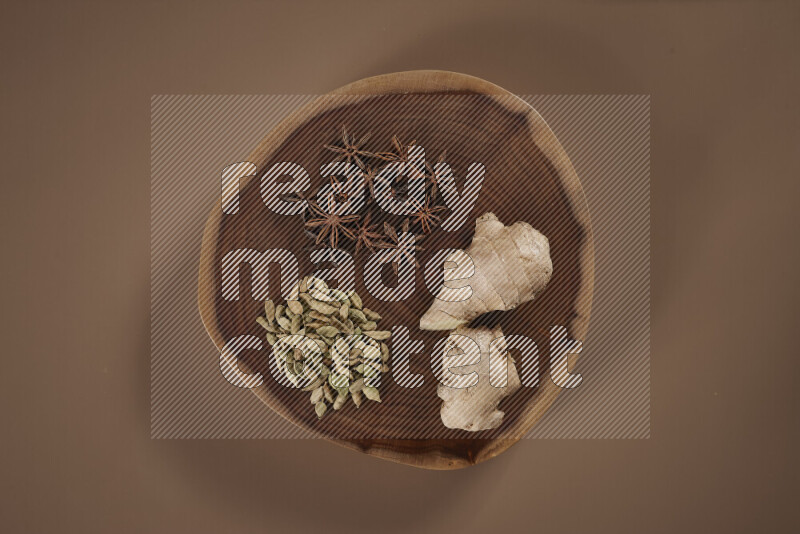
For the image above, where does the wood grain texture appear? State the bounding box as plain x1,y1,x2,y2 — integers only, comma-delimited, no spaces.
198,71,594,469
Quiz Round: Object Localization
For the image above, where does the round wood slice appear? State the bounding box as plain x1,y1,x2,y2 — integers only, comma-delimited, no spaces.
198,70,594,469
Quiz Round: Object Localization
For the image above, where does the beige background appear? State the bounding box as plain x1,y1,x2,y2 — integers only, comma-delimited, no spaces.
2,1,799,532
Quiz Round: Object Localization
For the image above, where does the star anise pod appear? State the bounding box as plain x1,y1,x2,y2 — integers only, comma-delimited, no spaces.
352,211,385,254
375,135,417,162
380,219,424,276
304,197,359,249
324,126,373,170
409,195,447,234
361,165,388,197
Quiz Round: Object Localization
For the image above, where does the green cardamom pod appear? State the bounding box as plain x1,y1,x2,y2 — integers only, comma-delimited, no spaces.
327,288,348,303
329,317,352,335
290,315,302,334
348,377,365,393
362,308,381,321
323,384,334,403
264,300,276,322
287,299,304,315
333,392,348,410
310,387,324,404
362,386,381,402
364,330,391,341
307,310,330,323
308,299,338,315
316,326,339,338
351,390,363,408
348,308,367,323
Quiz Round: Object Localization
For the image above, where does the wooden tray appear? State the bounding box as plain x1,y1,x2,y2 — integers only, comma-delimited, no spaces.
198,71,594,469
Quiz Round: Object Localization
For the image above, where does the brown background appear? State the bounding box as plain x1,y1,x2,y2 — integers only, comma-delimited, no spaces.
2,1,799,533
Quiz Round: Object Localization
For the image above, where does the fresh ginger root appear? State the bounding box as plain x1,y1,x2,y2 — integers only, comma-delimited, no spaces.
437,325,521,431
420,212,553,331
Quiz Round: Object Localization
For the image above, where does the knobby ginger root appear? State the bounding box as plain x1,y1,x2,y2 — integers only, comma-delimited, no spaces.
420,212,553,331
437,325,521,431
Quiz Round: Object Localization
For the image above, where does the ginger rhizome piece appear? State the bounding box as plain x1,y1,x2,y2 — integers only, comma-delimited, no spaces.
420,212,553,331
437,325,521,431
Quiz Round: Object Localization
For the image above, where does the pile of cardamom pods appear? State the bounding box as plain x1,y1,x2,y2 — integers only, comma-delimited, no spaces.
256,276,391,419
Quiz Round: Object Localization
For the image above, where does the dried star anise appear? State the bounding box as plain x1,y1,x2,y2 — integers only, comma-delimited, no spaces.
361,165,384,197
324,126,374,169
409,195,447,234
298,127,452,256
352,211,385,254
375,135,417,162
303,196,359,249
